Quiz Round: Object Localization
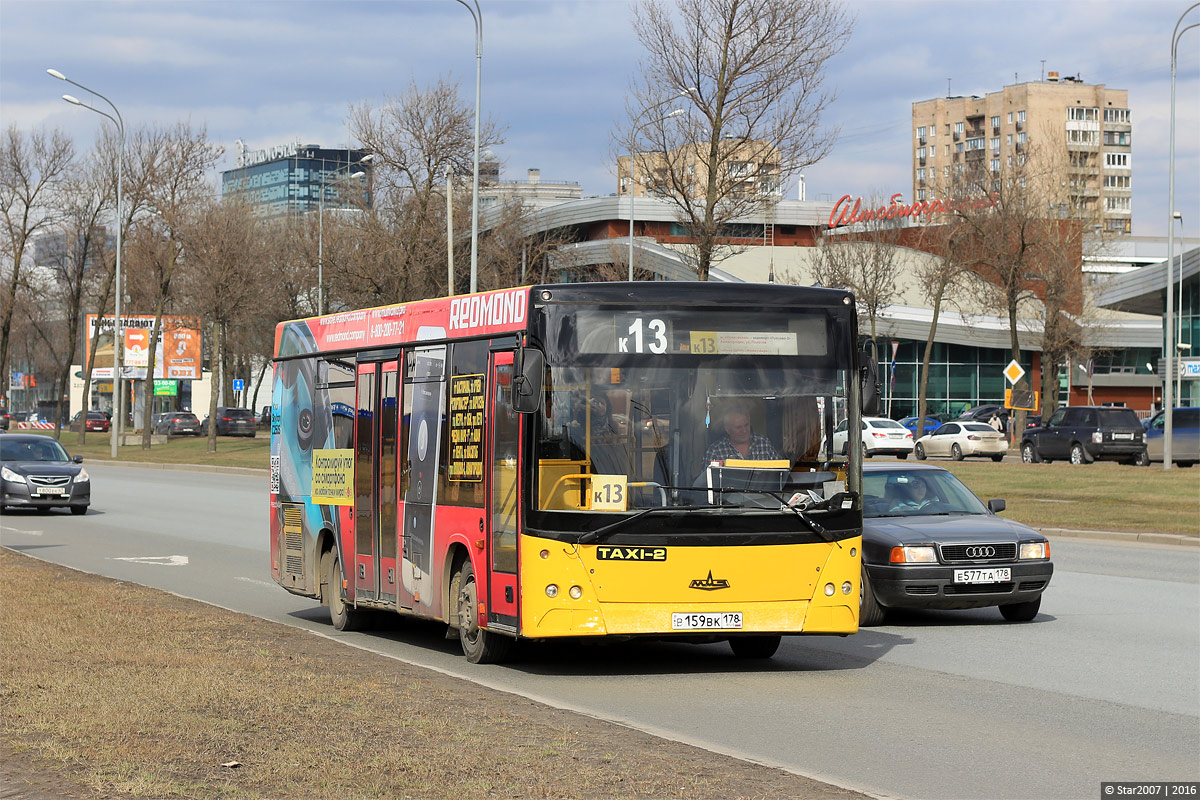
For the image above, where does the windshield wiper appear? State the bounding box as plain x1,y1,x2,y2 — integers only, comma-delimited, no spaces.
706,487,842,544
577,504,724,545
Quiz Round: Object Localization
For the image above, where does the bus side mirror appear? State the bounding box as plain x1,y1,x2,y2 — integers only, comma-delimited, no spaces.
512,348,544,414
860,341,882,417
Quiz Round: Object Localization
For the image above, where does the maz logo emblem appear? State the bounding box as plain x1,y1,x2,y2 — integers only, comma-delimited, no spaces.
689,571,730,591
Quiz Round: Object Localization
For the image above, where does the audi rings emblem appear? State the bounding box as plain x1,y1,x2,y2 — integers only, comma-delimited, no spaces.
965,546,997,559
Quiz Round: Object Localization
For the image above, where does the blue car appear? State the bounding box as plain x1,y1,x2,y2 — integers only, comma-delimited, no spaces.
898,416,945,436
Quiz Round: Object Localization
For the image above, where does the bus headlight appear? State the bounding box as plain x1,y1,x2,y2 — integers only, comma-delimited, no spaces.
545,584,559,598
842,581,852,595
569,585,582,600
824,583,835,596
1020,542,1050,560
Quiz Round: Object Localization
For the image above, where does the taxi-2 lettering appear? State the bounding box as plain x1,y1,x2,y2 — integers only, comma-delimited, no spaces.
595,546,667,562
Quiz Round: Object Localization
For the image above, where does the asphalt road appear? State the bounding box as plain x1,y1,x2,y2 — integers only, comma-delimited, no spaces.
2,463,1197,800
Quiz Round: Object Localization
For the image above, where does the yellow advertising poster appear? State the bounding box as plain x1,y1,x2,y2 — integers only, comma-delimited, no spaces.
448,373,486,482
312,449,355,506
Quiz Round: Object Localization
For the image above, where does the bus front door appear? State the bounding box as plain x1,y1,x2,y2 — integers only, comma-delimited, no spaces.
487,351,519,628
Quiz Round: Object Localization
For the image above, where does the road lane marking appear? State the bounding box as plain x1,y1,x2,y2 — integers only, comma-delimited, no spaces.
234,576,276,589
1,526,43,536
110,555,189,566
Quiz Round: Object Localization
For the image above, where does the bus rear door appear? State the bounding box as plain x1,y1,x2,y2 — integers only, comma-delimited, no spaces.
353,360,401,607
487,350,520,629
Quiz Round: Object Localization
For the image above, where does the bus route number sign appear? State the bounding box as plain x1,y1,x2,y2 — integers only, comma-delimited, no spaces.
618,317,669,354
590,475,627,511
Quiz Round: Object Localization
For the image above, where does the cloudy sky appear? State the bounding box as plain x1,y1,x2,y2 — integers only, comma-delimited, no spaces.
2,0,1196,239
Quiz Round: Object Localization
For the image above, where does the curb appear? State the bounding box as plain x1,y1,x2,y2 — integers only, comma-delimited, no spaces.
1037,527,1199,547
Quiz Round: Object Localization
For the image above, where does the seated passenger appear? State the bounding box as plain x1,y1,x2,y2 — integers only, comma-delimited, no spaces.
703,408,781,463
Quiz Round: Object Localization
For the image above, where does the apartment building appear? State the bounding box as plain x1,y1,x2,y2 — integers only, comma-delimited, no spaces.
912,74,1132,235
616,139,782,199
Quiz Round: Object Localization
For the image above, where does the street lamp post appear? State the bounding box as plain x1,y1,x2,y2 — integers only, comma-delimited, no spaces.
317,153,372,316
1174,212,1186,407
627,108,685,282
1166,4,1199,468
454,0,482,294
48,69,124,459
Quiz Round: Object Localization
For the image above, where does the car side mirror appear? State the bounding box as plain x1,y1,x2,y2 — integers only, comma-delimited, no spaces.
72,455,84,464
987,498,1005,514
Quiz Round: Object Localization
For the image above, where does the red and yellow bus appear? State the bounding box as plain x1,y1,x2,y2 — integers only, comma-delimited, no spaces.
270,282,877,662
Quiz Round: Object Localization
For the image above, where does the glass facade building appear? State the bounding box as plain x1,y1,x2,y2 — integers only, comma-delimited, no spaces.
880,339,1039,419
221,145,372,217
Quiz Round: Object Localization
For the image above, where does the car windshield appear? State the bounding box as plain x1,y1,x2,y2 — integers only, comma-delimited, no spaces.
0,438,70,463
174,413,199,422
863,469,990,517
226,409,254,419
870,419,905,429
963,423,994,432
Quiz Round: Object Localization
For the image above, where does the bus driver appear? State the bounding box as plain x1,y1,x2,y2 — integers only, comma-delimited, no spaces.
704,408,781,463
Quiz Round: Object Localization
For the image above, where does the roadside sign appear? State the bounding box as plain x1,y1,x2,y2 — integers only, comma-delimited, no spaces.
232,378,245,392
1005,388,1039,411
153,379,178,397
1003,360,1025,385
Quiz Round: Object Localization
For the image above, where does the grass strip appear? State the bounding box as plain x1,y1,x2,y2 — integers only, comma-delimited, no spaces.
0,550,865,800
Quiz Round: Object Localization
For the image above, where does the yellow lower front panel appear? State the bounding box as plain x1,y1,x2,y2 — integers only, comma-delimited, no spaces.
519,534,861,638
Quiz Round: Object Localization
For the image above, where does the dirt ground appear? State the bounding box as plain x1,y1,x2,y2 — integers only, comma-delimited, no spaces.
0,550,868,800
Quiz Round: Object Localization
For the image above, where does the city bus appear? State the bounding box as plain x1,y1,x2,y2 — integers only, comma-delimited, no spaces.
269,282,879,663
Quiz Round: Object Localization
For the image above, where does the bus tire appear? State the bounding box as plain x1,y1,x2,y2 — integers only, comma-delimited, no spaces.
324,549,362,632
860,566,887,627
728,635,781,659
457,560,512,664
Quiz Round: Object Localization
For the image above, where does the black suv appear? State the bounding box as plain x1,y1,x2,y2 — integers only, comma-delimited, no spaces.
1020,406,1145,465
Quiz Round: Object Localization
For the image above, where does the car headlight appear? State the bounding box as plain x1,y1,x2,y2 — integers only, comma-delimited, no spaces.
1020,542,1049,560
74,469,90,484
1,465,26,484
889,545,937,563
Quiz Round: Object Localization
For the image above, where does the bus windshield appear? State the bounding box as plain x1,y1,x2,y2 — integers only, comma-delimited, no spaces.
533,305,855,515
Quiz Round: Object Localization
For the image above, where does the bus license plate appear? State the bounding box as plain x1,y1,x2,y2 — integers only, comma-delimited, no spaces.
953,568,1010,584
34,487,65,495
672,612,742,630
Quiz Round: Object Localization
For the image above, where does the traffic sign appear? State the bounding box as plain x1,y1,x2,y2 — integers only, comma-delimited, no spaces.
232,378,245,392
1003,360,1025,385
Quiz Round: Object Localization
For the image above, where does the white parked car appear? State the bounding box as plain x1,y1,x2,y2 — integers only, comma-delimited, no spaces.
833,417,915,458
914,421,1007,461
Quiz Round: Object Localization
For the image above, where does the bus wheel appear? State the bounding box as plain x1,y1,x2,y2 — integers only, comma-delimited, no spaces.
457,560,513,664
728,635,781,659
324,549,362,632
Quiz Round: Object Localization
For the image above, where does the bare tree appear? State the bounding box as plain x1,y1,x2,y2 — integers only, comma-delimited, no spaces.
177,195,261,452
350,77,503,303
127,123,222,448
0,126,73,401
623,0,852,280
811,206,903,344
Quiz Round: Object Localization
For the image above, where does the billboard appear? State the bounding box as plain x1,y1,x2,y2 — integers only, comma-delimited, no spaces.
84,314,203,380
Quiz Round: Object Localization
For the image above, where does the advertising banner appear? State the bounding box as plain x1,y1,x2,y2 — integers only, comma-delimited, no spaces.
85,314,203,380
311,449,355,506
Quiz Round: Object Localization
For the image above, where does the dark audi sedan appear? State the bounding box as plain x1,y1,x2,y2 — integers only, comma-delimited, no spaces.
859,463,1052,625
0,434,91,515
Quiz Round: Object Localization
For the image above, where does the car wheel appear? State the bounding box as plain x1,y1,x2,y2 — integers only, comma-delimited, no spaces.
1021,442,1040,464
1133,450,1150,466
915,443,927,460
729,635,781,659
1070,443,1088,465
860,566,887,627
1000,595,1041,622
324,549,362,632
991,454,1004,462
457,559,512,664
951,443,964,461
897,452,908,460
862,443,870,459
70,505,87,516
